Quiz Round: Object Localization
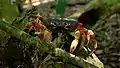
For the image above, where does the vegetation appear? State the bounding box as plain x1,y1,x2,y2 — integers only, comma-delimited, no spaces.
4,0,120,67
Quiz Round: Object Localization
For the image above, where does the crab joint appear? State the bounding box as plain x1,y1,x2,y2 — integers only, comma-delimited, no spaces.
86,30,97,55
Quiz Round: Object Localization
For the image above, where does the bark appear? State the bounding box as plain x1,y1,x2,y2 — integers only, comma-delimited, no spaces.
0,21,104,68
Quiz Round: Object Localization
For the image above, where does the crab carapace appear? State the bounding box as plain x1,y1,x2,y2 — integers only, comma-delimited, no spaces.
45,18,79,32
45,18,79,41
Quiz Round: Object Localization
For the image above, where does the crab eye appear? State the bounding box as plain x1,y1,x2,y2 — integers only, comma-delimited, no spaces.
50,22,55,26
50,22,57,29
64,23,71,29
67,23,70,26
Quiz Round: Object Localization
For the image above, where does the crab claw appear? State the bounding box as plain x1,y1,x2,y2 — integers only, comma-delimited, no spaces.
70,30,80,53
74,30,80,39
70,39,79,53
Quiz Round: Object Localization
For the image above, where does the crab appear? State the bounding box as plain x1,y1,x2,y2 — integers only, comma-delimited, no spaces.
70,23,97,55
23,16,97,55
45,18,79,42
44,18,97,55
23,15,52,43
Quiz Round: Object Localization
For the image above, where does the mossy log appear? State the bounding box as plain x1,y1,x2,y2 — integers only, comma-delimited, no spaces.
0,21,104,68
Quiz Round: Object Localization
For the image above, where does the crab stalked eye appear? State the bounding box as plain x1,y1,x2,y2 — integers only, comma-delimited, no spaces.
64,23,71,29
50,22,56,26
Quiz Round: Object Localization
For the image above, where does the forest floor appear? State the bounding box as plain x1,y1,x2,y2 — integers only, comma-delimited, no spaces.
0,0,120,68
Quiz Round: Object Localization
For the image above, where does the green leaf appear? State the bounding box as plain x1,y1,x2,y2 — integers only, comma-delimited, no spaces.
56,0,66,15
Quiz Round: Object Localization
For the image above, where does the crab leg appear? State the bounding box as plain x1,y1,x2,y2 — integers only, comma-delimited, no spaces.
89,35,97,55
86,30,97,55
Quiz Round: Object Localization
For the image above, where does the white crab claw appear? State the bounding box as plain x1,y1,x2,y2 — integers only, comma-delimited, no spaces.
74,31,80,39
70,30,80,53
70,39,79,53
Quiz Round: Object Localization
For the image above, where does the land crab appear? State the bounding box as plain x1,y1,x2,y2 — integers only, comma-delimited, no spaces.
23,15,52,43
23,15,97,55
45,17,97,55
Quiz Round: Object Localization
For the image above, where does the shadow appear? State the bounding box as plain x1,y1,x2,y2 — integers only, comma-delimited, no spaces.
78,9,100,27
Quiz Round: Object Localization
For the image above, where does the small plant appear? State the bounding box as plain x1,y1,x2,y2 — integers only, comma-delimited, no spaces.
55,0,66,16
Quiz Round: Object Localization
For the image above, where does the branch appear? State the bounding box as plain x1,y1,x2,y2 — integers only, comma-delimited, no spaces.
0,21,104,68
54,48,104,68
0,21,55,53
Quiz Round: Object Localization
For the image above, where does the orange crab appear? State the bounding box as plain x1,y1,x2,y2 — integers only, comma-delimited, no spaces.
70,23,97,55
23,15,52,43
